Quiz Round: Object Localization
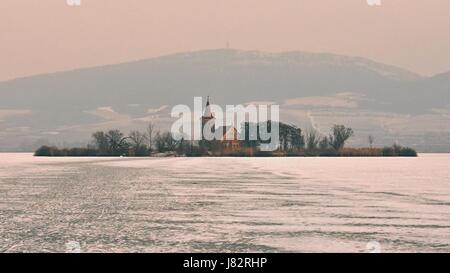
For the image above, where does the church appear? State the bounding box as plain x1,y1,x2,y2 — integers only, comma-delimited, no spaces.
201,97,242,152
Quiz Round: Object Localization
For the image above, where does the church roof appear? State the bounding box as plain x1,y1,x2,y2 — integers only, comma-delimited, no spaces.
217,126,240,141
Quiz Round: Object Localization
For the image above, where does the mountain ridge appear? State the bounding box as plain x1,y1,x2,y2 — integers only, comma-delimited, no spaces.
0,49,425,84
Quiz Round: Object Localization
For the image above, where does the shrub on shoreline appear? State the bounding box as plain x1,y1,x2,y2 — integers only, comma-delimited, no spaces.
383,145,418,157
34,146,98,157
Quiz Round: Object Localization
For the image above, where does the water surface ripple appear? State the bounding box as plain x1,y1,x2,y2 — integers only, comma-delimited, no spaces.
0,154,449,252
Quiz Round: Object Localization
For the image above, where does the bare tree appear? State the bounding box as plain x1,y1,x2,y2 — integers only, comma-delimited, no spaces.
306,129,320,150
145,122,155,152
154,131,164,152
162,132,177,151
129,130,147,155
328,125,354,150
105,129,129,156
92,131,109,155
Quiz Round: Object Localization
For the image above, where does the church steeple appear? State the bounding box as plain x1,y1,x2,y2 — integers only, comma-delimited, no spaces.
203,96,213,118
201,96,215,140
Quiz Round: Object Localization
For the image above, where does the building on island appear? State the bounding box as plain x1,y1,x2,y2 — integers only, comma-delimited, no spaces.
217,126,241,151
201,96,242,152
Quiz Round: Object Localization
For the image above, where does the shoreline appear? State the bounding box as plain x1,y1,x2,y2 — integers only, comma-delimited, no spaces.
32,148,418,158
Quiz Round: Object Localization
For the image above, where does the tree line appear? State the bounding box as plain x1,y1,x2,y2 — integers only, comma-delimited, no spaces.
241,122,355,152
34,122,417,157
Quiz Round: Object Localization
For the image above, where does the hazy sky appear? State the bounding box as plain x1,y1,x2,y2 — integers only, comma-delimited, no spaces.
1,0,450,81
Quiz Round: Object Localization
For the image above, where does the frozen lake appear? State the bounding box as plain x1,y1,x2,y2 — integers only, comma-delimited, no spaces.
0,153,449,253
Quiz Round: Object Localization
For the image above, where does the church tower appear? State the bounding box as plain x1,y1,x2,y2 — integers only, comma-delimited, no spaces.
201,96,215,140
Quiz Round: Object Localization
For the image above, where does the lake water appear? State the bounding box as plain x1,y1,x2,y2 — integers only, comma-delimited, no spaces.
0,153,449,253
